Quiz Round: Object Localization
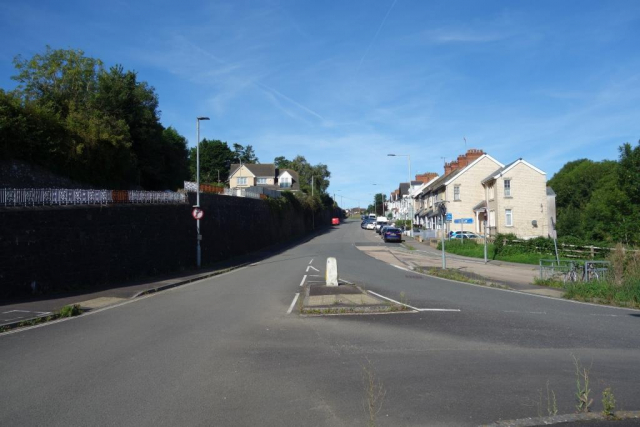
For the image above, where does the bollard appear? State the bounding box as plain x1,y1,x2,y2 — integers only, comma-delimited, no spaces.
326,257,338,287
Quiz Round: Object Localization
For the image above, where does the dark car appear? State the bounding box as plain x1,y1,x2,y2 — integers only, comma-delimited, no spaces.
383,227,402,242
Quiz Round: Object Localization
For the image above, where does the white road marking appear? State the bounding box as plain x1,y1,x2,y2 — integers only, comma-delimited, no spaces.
503,310,546,314
3,310,31,313
391,264,411,272
338,278,354,285
306,265,319,272
308,274,322,277
287,293,300,314
299,275,307,287
309,259,314,264
250,262,260,266
367,290,460,312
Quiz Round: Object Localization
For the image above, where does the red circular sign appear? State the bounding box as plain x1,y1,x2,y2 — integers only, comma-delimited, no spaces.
192,207,204,220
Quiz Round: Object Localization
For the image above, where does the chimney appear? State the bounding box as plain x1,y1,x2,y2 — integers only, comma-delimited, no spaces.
457,154,469,168
415,172,438,183
465,148,484,163
450,160,460,171
444,162,452,175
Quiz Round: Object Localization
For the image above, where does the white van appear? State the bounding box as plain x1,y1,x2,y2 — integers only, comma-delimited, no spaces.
375,216,389,232
368,214,377,220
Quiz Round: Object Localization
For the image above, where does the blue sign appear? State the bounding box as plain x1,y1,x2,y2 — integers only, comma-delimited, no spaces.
453,218,473,224
445,213,453,222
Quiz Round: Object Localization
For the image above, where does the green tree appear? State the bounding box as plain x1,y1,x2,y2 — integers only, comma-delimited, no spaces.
189,139,235,184
4,46,190,189
233,143,259,164
371,193,387,216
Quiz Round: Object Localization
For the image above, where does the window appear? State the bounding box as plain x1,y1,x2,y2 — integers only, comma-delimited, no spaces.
279,178,291,188
505,209,513,226
454,185,460,201
237,177,247,185
257,178,267,184
504,179,511,197
489,210,496,227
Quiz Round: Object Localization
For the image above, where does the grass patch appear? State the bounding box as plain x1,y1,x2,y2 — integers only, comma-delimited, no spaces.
438,239,559,265
564,280,640,307
405,244,416,251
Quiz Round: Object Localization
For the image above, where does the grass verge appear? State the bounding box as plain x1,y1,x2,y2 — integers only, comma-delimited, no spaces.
415,267,510,289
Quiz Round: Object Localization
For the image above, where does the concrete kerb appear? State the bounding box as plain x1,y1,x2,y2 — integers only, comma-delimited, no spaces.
480,410,640,426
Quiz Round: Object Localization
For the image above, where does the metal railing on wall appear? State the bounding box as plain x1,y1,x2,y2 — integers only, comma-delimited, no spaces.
0,188,187,207
184,181,281,199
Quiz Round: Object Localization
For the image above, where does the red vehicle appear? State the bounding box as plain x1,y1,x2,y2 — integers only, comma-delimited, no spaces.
331,217,340,225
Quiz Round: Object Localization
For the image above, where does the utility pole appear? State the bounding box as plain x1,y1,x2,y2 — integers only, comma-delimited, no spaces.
483,219,488,264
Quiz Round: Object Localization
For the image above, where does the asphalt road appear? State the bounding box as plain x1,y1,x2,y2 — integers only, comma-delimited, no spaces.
1,221,639,426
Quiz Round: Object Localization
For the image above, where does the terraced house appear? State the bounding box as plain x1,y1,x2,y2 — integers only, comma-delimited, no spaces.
414,149,555,240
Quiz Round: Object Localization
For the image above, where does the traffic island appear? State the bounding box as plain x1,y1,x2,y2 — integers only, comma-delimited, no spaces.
299,283,413,315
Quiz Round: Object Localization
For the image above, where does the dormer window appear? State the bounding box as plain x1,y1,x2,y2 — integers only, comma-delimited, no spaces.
279,177,291,188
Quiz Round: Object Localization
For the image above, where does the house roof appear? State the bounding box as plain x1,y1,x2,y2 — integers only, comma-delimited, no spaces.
278,168,299,180
546,186,556,196
230,163,275,177
481,158,545,184
445,154,504,186
399,183,410,196
419,169,462,195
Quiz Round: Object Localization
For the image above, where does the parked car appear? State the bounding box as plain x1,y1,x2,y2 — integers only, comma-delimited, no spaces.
379,225,391,237
331,217,340,225
383,227,402,242
375,220,389,233
365,222,376,230
449,231,481,239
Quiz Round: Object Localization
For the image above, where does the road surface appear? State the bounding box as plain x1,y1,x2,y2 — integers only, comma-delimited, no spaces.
1,221,639,426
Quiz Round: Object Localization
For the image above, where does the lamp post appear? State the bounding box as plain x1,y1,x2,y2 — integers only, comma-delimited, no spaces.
196,116,210,268
388,154,413,236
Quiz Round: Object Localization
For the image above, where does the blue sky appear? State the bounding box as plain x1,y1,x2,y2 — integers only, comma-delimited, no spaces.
1,0,639,207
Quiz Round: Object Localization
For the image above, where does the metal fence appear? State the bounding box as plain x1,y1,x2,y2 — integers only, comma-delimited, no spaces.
184,181,281,199
0,188,187,207
539,259,610,282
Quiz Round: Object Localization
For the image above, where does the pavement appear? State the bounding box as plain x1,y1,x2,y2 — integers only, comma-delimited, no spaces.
355,229,565,298
1,220,640,426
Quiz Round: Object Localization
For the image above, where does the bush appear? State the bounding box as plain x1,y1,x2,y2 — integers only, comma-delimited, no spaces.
59,304,82,317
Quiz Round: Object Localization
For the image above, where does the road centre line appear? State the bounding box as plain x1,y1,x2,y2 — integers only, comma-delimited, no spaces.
367,290,460,312
299,275,307,287
287,293,300,314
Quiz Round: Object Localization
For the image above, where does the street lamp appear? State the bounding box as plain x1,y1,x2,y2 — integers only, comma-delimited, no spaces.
196,116,210,268
388,154,413,236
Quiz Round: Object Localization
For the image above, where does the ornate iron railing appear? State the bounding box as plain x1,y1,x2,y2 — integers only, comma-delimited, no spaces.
0,188,187,207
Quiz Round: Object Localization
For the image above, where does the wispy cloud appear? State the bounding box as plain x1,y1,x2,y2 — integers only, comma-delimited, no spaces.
358,0,399,70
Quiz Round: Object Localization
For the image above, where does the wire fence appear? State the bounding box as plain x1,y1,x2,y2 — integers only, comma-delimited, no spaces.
0,188,187,207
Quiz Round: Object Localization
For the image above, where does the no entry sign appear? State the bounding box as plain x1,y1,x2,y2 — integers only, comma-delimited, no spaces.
192,207,204,220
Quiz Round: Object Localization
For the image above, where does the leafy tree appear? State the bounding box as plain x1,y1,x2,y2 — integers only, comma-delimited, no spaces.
233,143,259,164
189,139,235,184
370,193,387,216
549,140,640,244
3,46,190,189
